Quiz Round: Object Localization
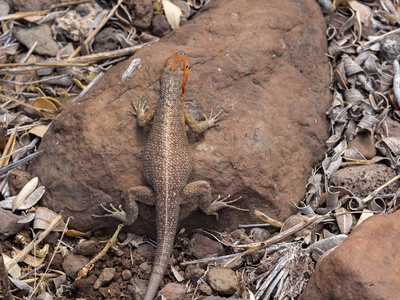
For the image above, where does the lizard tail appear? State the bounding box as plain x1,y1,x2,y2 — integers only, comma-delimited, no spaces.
144,200,180,300
143,273,163,300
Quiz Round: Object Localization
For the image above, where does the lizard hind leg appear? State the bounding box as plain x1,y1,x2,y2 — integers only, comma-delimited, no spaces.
180,180,247,220
92,185,155,225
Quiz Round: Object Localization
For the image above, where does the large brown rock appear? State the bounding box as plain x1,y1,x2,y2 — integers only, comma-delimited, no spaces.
300,212,400,300
29,0,331,233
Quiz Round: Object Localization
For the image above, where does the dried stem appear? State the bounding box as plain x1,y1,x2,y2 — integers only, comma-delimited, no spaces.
77,224,123,279
231,215,325,249
0,44,148,74
0,10,50,22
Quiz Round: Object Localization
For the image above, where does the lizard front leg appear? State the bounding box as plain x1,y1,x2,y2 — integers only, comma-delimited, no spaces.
93,186,155,225
184,108,224,134
128,97,156,127
180,180,247,220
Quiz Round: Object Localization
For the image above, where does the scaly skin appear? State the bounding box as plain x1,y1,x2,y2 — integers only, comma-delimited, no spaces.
95,51,246,299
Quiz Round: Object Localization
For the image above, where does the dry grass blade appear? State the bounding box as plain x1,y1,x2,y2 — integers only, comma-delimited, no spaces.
231,215,325,249
0,10,50,22
0,151,43,176
0,44,149,74
0,128,16,168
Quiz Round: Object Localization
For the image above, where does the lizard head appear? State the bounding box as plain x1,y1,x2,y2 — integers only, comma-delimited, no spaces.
161,51,189,102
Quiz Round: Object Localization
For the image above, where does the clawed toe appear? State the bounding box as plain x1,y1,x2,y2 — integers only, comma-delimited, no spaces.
92,203,128,224
128,97,148,117
207,194,247,217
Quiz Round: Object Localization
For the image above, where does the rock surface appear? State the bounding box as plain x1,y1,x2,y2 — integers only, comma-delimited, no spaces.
159,282,187,300
300,212,400,300
330,164,398,198
190,233,225,259
94,268,115,289
62,254,89,279
51,2,103,42
29,0,331,233
5,0,58,12
207,268,238,296
16,25,59,57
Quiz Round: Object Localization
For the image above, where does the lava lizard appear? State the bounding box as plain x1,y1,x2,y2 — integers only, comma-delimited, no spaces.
96,51,246,300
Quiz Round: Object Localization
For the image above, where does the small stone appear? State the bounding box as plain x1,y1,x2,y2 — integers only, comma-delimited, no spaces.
8,0,58,12
190,268,205,284
160,282,186,300
207,268,238,296
51,2,103,42
37,292,53,300
199,283,213,296
62,254,89,279
249,227,271,242
380,35,400,63
0,207,19,237
99,281,120,298
94,267,115,289
16,25,59,57
151,14,171,37
190,233,225,259
127,0,153,29
330,164,398,197
138,262,151,275
74,240,97,256
93,27,124,53
135,243,155,261
230,229,245,239
347,132,376,159
121,269,132,281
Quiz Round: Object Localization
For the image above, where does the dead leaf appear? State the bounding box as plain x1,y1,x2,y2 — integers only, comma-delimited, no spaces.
32,97,59,118
3,254,21,278
335,207,353,234
33,206,67,231
28,125,48,138
162,0,182,30
12,177,39,211
348,1,371,23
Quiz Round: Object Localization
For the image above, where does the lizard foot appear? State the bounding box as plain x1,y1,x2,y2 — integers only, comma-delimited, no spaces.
206,195,248,220
92,203,129,224
202,109,226,128
127,97,148,118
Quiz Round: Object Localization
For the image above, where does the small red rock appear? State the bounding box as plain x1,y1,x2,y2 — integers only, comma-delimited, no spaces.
151,14,171,37
207,268,238,296
300,212,400,300
159,282,186,300
190,233,224,259
74,240,98,256
62,254,89,279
